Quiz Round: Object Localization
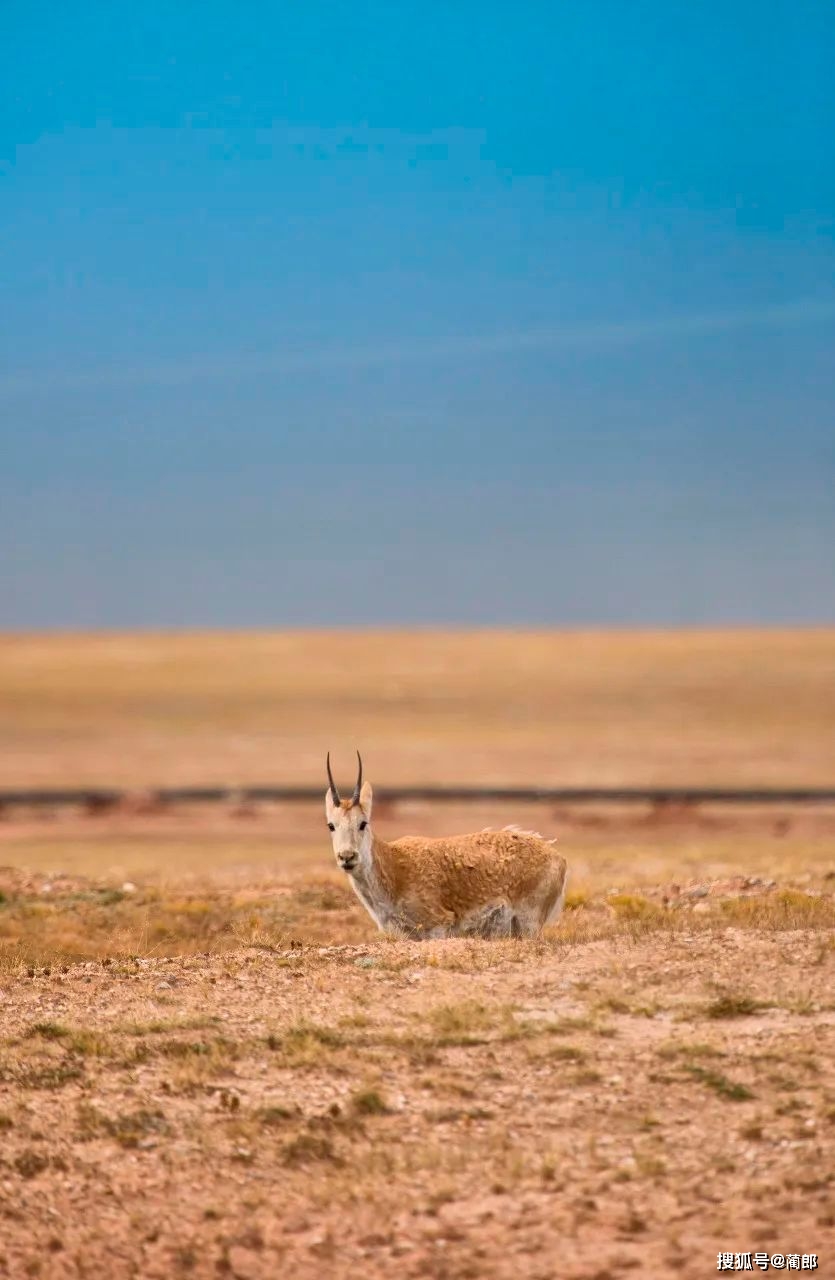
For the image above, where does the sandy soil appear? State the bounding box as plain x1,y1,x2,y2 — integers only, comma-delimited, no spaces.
0,866,833,1279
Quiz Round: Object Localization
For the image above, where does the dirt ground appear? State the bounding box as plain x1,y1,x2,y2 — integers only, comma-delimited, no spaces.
0,805,834,1279
0,905,833,1280
1,630,833,1277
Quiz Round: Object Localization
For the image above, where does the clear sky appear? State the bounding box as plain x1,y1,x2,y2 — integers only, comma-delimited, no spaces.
2,2,834,628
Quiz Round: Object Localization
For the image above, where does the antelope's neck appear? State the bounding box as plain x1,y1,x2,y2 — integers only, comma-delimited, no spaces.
352,834,391,899
346,832,399,932
367,833,394,893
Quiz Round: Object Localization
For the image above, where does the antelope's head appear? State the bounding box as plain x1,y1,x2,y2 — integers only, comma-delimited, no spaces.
324,751,374,875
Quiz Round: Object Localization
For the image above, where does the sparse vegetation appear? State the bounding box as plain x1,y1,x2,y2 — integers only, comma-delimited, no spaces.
282,1132,339,1166
350,1088,390,1116
255,1105,297,1127
25,1021,71,1041
77,1103,169,1148
544,1044,587,1062
0,628,833,1276
683,1065,755,1102
657,1041,725,1061
426,1001,497,1045
703,992,769,1020
719,890,835,930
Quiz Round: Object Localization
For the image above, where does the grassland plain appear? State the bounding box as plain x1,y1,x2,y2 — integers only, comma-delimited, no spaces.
2,628,834,787
0,630,834,1278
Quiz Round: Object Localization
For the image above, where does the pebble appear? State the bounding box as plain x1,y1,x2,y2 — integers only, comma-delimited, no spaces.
227,1246,265,1279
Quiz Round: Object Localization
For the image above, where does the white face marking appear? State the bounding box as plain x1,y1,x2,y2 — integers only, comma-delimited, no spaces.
324,791,373,875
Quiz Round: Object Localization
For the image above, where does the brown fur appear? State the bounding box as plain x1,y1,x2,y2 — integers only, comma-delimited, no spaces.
371,830,566,931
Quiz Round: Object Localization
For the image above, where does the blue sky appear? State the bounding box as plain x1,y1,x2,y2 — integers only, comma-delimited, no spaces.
2,2,834,628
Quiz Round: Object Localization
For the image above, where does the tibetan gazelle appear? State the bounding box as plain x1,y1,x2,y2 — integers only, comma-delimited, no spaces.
324,752,567,939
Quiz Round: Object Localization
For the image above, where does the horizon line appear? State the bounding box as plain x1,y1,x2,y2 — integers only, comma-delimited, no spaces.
2,622,833,640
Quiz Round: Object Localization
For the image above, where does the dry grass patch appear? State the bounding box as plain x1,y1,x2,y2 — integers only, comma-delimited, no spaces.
349,1088,391,1116
1,1058,85,1090
0,876,369,965
16,1025,110,1063
77,1102,170,1148
607,893,668,923
282,1132,340,1167
264,1020,347,1067
682,1064,755,1102
541,1043,587,1062
119,1015,222,1036
420,1000,584,1049
254,1104,299,1128
425,1001,502,1046
656,1041,726,1062
719,889,835,929
24,1021,72,1042
702,991,770,1020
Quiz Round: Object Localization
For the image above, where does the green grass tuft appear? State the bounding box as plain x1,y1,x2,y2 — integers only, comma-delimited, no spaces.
684,1064,754,1101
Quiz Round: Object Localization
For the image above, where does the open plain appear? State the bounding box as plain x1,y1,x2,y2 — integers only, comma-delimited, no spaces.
0,630,834,1278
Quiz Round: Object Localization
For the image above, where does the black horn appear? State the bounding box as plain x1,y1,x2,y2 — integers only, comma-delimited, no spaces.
351,750,363,804
326,752,341,804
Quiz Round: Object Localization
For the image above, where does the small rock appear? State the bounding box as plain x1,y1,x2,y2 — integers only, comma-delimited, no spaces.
156,981,172,991
227,1246,265,1279
121,882,137,894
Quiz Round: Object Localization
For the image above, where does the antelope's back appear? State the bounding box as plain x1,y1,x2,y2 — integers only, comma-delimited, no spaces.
391,827,564,903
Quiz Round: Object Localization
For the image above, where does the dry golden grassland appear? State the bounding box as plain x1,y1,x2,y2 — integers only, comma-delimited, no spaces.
2,628,834,787
0,629,834,1279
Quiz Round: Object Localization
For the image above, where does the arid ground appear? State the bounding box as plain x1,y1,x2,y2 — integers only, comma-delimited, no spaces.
0,630,833,1279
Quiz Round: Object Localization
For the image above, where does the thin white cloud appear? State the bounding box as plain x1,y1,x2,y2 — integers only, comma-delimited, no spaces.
2,297,834,395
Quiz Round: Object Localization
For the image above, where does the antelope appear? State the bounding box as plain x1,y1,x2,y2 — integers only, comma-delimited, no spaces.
325,753,567,939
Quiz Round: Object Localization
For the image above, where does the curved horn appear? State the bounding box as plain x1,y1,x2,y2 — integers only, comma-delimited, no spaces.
326,752,341,804
351,750,363,804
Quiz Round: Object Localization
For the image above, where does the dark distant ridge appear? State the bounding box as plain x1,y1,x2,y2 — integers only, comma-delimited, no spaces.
1,786,834,810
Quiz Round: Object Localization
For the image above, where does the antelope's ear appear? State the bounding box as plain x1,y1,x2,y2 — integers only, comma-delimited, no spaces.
325,789,338,819
359,780,373,817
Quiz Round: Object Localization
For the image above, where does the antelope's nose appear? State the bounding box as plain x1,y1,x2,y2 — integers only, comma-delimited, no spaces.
339,853,358,872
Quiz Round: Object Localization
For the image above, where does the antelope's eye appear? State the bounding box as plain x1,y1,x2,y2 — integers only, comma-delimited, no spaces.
327,822,335,832
359,820,367,831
